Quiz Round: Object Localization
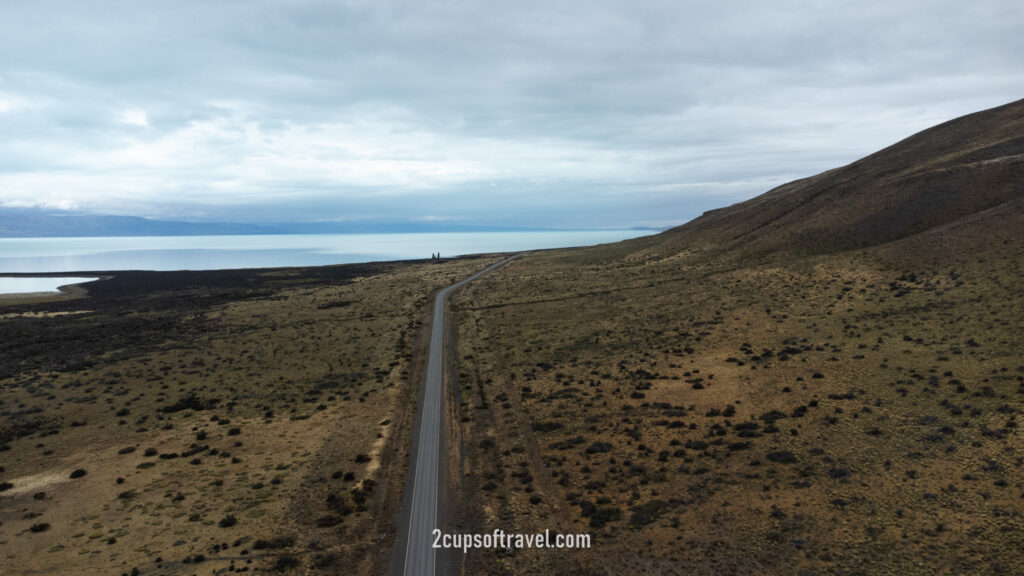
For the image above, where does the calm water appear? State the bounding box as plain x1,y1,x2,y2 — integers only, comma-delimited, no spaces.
0,276,99,294
0,230,653,274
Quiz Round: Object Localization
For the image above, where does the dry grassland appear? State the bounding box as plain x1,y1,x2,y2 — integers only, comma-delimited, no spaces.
451,231,1024,575
0,256,499,576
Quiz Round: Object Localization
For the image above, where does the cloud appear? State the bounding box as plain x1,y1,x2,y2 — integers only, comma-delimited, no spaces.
117,108,149,126
0,0,1022,227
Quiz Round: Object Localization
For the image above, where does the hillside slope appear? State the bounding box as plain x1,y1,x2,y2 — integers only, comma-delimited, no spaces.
652,98,1024,259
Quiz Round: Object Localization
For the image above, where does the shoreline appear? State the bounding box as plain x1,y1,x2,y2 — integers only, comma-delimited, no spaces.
0,278,97,304
0,229,655,274
0,257,475,308
0,254,520,305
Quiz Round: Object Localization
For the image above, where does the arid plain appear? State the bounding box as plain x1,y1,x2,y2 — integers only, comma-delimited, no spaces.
0,257,499,575
2,99,1023,576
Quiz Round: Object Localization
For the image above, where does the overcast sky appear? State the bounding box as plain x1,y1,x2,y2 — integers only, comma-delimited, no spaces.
1,1,1021,228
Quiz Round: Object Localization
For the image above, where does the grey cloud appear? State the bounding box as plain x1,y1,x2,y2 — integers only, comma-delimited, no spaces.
1,0,1022,226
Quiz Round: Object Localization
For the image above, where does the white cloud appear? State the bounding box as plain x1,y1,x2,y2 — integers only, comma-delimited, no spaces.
117,108,149,126
0,91,34,114
1,196,79,211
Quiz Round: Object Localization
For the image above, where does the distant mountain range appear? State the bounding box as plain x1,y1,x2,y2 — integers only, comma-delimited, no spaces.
0,210,274,237
0,208,665,238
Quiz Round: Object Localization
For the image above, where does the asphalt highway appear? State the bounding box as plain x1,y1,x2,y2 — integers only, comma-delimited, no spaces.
397,256,518,576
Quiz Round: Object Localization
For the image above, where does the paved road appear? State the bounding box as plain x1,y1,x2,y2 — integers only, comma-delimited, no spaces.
397,256,518,576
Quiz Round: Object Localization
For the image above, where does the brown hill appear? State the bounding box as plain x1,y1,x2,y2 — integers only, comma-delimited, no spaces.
654,97,1024,259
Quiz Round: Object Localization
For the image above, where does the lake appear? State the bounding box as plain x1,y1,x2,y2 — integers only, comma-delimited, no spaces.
0,276,100,295
0,230,654,274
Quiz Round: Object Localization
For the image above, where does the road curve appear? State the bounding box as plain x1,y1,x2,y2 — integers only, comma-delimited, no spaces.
396,255,518,576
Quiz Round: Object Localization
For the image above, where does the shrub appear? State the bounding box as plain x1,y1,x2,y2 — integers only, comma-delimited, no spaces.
315,515,342,527
589,507,622,528
532,421,564,433
161,393,219,413
828,468,851,479
313,552,341,568
273,555,300,570
218,515,237,528
766,451,798,464
70,469,87,479
629,500,670,528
